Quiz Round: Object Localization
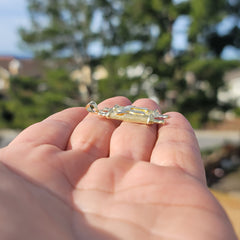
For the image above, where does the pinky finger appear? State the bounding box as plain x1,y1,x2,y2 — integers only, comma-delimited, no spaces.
150,112,206,184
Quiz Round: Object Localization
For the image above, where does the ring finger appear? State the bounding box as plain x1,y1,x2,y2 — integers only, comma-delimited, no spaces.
110,99,160,162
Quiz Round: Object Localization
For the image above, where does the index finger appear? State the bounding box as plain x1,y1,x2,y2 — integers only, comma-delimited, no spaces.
9,107,87,150
150,112,206,184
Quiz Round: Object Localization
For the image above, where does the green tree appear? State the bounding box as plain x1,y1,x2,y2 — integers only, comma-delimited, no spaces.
20,0,240,128
20,0,92,63
0,70,79,129
189,0,240,57
20,0,122,65
98,0,240,127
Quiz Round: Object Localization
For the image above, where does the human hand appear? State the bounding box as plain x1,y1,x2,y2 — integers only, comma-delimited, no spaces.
0,97,237,239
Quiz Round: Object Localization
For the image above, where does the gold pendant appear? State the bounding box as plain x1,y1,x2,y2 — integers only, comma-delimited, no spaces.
86,101,169,125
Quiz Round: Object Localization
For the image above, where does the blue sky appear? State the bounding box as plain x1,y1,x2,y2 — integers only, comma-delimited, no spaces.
0,0,31,56
0,0,240,59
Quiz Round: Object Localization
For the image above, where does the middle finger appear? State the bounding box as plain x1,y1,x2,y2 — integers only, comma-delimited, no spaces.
110,99,159,162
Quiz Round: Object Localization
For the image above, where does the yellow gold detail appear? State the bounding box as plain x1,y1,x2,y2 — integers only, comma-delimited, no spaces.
86,101,169,125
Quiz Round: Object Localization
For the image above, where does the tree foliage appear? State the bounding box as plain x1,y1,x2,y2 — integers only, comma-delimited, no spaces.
15,0,240,128
189,0,240,57
0,70,79,129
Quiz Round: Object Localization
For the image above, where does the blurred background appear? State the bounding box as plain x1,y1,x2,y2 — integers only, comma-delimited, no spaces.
0,0,240,236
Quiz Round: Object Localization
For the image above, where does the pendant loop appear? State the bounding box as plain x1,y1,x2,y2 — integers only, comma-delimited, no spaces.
86,101,99,113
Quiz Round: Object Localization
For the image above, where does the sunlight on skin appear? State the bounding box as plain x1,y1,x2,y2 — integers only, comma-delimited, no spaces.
0,96,237,239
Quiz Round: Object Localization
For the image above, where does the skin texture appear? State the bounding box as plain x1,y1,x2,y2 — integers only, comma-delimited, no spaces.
0,96,237,240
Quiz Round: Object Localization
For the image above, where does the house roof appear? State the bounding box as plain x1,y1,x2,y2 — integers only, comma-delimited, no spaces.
0,56,43,77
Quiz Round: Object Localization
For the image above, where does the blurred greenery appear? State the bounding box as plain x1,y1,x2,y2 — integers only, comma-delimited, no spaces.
235,107,240,117
0,70,79,128
1,0,240,129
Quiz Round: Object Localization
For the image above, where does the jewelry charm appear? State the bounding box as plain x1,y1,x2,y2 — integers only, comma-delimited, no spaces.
86,101,169,125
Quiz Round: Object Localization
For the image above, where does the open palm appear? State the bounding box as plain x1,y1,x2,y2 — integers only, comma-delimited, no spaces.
0,97,237,240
